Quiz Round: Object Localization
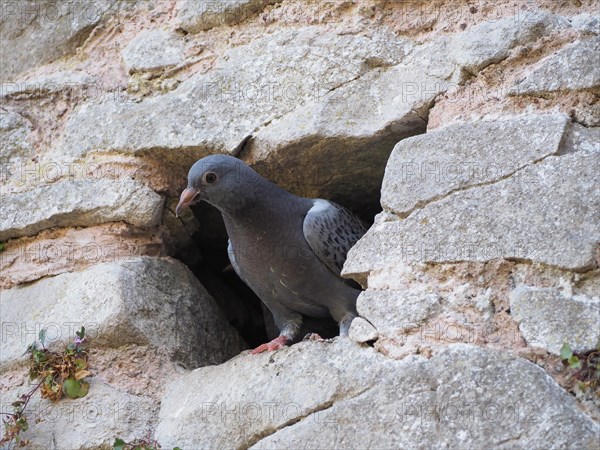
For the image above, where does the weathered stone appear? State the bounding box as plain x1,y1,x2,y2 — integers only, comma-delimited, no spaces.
177,0,282,32
59,28,412,170
246,61,432,208
0,223,163,289
156,342,599,449
155,339,393,449
344,151,600,283
569,13,600,34
348,317,378,343
0,0,117,80
510,286,600,355
122,29,184,73
511,37,600,95
563,123,600,154
0,257,245,371
1,378,158,449
0,179,164,241
0,71,95,98
381,114,569,217
0,111,33,164
405,37,457,81
357,289,441,336
449,11,568,75
3,1,600,448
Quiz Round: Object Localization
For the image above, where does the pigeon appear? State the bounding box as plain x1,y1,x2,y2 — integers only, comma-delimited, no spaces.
176,154,366,354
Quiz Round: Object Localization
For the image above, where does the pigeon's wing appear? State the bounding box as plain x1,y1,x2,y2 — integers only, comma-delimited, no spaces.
302,199,367,276
227,240,245,282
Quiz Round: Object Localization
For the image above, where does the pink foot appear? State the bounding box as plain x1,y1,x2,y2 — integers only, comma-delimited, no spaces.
250,335,289,354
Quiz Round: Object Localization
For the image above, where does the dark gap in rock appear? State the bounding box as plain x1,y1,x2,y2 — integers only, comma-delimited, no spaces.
184,202,268,348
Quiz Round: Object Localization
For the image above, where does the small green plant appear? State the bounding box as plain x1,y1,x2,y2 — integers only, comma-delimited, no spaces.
560,342,600,394
0,388,34,447
1,327,90,448
27,326,90,401
560,343,581,369
113,437,181,450
0,242,6,253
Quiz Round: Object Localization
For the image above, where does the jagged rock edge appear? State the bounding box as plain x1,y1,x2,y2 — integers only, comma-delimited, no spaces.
385,119,584,221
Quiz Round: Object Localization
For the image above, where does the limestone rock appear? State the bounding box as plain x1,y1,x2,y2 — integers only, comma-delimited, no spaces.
0,111,34,164
155,339,394,449
1,71,95,98
563,122,600,154
569,13,600,34
177,0,282,33
344,151,600,283
0,179,164,241
0,257,245,370
348,317,379,343
243,34,452,206
59,27,412,168
381,114,570,217
511,37,600,95
156,341,599,449
1,379,158,448
510,286,600,355
246,62,431,208
449,11,568,75
0,0,117,80
122,29,185,74
0,223,163,289
357,289,441,336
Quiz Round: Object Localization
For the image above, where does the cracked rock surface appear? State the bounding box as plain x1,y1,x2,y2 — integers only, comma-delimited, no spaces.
0,257,245,371
157,341,599,449
1,1,600,447
344,115,600,283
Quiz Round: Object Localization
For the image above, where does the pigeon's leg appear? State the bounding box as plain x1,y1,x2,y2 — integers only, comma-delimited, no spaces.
250,321,300,355
338,312,357,337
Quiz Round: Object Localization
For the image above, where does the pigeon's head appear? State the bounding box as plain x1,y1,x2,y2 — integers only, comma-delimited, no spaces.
176,154,261,216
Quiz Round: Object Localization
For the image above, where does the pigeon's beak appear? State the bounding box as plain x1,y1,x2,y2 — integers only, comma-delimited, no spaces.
176,188,199,217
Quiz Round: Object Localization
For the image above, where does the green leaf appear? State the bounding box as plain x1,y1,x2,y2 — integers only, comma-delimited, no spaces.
113,438,126,450
173,447,182,450
568,355,581,369
16,417,28,431
33,349,47,364
39,329,46,345
76,326,85,339
62,377,90,399
0,242,5,253
75,358,87,369
560,343,572,360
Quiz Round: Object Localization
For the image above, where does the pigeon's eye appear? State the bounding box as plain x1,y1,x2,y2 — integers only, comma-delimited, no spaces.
203,171,218,184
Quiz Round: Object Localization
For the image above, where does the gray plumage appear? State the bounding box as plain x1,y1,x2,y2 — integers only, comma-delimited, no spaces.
177,154,366,353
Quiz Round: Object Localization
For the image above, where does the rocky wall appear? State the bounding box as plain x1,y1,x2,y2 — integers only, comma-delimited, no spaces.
0,0,598,448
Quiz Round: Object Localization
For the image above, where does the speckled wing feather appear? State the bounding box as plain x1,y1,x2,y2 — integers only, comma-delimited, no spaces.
302,199,367,276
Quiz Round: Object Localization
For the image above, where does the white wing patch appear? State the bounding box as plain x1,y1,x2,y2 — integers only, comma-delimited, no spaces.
303,199,367,276
310,199,333,214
